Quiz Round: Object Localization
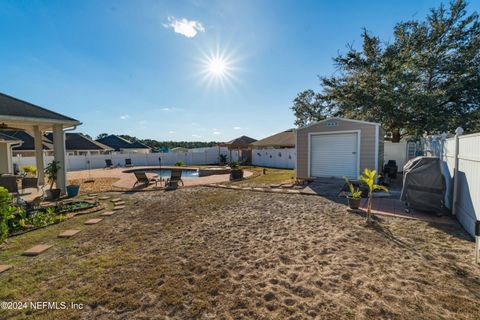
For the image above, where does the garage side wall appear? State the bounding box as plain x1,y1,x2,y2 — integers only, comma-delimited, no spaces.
296,120,377,179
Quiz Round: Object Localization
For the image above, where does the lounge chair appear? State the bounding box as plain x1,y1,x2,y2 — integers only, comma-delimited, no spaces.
0,176,19,194
133,171,161,188
105,159,113,168
165,169,184,190
125,158,133,167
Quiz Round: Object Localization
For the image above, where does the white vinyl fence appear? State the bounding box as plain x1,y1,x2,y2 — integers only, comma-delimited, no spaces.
13,147,236,172
427,129,480,237
251,148,296,169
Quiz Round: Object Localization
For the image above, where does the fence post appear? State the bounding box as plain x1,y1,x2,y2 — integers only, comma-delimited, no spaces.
452,127,464,216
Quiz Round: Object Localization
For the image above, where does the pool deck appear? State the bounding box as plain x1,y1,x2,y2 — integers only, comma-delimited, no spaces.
68,166,252,190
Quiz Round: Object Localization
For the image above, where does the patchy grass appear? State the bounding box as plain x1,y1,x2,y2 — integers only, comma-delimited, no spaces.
232,166,295,186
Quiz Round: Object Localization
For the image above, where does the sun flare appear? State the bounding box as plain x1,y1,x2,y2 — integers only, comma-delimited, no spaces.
208,58,227,76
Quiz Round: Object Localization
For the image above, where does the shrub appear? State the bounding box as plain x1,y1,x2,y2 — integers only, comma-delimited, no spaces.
0,187,18,241
175,161,185,167
218,154,227,164
27,207,63,227
229,161,240,169
20,165,37,176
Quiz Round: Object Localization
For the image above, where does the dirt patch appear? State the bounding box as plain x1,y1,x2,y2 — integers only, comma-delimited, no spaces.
0,187,479,319
68,177,120,194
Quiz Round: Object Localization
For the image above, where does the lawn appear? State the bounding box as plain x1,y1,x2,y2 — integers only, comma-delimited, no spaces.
0,187,479,319
233,166,295,185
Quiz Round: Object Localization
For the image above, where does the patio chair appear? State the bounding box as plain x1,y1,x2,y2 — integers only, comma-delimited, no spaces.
125,158,133,167
133,171,160,188
165,169,184,190
105,159,113,168
21,177,39,191
0,176,19,194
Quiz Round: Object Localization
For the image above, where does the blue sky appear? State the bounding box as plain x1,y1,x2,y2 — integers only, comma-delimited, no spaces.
1,0,478,142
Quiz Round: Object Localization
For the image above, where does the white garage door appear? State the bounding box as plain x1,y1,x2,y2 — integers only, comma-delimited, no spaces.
310,132,358,178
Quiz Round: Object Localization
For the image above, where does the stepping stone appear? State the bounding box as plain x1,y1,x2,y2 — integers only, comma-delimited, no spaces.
84,196,95,201
113,206,125,211
270,184,282,188
98,196,110,200
111,198,122,203
89,193,98,196
0,265,12,274
58,229,81,238
101,211,115,216
114,201,125,206
84,218,102,225
22,244,53,256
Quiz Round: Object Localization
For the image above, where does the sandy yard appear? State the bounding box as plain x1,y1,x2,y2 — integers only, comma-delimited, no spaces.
1,187,479,319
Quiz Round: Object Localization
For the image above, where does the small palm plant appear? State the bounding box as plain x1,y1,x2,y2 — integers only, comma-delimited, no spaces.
359,168,388,222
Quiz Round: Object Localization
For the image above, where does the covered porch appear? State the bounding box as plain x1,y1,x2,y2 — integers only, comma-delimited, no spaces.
0,93,81,193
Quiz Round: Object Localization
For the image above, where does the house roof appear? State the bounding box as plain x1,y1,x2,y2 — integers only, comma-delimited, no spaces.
2,130,53,151
0,132,22,144
224,135,257,148
96,135,150,151
0,92,80,125
297,117,380,130
45,132,113,151
250,129,295,148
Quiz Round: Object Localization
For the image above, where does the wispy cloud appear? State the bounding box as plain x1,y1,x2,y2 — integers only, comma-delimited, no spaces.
163,16,205,38
192,134,202,138
213,131,221,135
168,131,176,134
161,107,170,111
120,115,129,120
233,126,242,130
139,120,147,124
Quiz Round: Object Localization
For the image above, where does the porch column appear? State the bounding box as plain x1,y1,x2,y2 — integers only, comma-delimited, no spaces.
52,124,67,194
33,126,45,185
0,143,14,174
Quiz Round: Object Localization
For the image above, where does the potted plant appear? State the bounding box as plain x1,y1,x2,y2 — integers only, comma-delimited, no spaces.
66,184,80,198
359,168,389,223
343,176,362,209
229,161,243,180
44,161,61,200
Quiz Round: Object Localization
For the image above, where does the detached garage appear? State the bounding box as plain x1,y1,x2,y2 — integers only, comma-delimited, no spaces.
295,118,383,179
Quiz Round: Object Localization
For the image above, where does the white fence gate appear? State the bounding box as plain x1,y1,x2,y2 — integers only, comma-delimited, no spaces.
427,129,480,237
251,148,296,169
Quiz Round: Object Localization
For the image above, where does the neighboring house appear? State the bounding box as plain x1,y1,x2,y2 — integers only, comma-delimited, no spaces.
3,130,53,157
250,129,296,169
295,117,383,179
5,131,112,156
45,132,113,156
96,135,151,154
219,135,257,164
250,129,295,149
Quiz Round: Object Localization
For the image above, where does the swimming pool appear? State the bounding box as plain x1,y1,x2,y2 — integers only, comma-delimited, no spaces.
154,169,199,179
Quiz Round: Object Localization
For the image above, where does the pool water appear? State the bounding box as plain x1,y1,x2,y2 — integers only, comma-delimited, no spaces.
154,169,199,179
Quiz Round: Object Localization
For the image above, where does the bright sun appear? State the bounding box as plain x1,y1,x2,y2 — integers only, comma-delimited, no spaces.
208,58,227,76
197,45,240,90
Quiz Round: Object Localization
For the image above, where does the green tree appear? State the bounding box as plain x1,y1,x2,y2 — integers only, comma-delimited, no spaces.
292,0,480,141
96,133,109,140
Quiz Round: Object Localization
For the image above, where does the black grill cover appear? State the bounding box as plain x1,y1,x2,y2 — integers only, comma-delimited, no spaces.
400,157,446,213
